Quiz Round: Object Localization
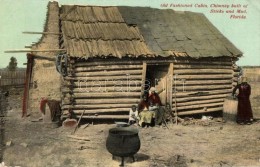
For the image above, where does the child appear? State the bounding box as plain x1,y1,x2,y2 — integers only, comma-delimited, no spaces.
128,105,138,125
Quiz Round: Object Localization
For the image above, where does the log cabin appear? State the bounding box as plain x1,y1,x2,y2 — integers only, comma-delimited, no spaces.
23,2,242,120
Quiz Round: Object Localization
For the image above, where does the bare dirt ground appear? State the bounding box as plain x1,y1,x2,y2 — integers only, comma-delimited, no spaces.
1,89,260,167
1,67,260,167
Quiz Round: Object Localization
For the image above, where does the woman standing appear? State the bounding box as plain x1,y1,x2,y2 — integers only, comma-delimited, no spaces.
232,77,254,124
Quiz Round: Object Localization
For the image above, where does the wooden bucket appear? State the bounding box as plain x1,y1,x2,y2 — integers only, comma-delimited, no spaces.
223,96,238,122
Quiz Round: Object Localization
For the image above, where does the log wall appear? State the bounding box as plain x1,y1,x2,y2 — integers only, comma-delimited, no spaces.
171,57,237,116
61,57,238,120
61,60,144,119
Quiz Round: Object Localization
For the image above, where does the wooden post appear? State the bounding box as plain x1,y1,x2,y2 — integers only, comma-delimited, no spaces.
168,63,173,107
4,49,66,53
22,54,34,117
22,31,61,35
140,62,147,98
172,63,178,125
72,110,85,134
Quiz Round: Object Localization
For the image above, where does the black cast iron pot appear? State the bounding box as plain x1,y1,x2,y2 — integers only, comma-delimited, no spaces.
106,127,140,166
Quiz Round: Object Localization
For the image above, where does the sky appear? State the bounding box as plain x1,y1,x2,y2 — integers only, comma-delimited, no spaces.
0,0,259,68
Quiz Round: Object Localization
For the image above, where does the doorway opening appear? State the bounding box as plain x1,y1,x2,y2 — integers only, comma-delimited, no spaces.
145,64,171,105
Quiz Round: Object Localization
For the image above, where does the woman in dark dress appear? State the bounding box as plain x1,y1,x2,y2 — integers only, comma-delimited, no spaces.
232,77,254,124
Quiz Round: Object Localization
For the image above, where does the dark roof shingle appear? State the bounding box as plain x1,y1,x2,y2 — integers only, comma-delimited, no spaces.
59,5,242,59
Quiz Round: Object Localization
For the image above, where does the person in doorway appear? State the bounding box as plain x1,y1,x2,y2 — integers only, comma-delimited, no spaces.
128,105,138,125
232,77,254,125
148,87,162,106
138,94,149,112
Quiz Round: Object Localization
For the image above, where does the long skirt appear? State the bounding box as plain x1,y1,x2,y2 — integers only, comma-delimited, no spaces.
237,97,253,122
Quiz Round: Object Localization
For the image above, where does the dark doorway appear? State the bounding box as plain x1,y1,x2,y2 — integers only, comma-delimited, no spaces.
145,64,171,105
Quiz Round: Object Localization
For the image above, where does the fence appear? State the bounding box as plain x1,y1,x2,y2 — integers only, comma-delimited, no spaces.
0,69,26,87
0,92,7,162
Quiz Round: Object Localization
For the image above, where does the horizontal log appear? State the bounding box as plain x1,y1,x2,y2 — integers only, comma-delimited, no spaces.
66,92,141,98
4,49,66,53
173,80,232,85
61,114,129,120
63,108,130,114
173,64,232,69
233,72,240,77
174,69,233,74
173,102,224,111
62,87,141,93
73,59,231,67
64,75,142,81
62,98,140,105
233,68,241,72
232,76,239,81
176,98,224,107
173,94,229,103
175,107,223,116
62,104,136,110
23,31,61,35
73,61,142,67
62,80,142,87
73,70,142,77
79,115,129,119
173,60,232,65
175,89,232,97
175,74,233,80
173,85,232,91
74,65,143,72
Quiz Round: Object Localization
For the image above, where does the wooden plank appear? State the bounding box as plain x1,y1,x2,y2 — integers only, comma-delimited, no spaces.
172,102,224,111
140,62,147,97
73,70,142,77
175,107,223,116
74,65,143,72
174,69,233,74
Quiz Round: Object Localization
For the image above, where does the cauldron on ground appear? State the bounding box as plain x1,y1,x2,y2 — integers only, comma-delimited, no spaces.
106,127,140,167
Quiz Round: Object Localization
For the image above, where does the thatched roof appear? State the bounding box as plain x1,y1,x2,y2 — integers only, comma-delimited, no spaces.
58,4,242,59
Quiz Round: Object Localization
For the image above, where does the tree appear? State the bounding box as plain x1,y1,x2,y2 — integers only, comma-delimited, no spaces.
7,57,18,71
